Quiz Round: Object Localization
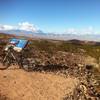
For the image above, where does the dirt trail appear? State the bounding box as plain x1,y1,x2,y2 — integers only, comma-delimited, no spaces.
0,65,78,100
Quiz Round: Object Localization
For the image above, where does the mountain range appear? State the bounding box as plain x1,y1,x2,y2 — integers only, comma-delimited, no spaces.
0,29,100,42
0,23,100,42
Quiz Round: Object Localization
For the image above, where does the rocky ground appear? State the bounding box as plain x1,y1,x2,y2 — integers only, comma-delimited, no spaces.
0,56,100,100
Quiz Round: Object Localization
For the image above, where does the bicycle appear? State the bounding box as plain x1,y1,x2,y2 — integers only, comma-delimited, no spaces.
0,46,35,71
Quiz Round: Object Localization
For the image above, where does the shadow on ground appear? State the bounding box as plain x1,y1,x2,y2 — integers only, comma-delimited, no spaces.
29,64,69,73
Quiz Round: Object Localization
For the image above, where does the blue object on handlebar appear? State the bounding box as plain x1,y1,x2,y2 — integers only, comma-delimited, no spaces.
9,38,28,49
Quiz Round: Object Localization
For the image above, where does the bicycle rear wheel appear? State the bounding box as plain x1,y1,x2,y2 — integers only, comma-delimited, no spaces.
0,56,11,70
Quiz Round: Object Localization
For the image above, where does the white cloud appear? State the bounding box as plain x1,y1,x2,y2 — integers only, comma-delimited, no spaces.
0,22,99,35
0,22,38,32
82,26,94,34
0,25,14,30
66,28,78,34
65,27,98,35
18,22,38,32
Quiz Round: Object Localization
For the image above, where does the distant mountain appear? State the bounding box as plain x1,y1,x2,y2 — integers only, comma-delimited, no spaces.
0,29,46,37
1,32,100,47
0,29,100,42
0,22,100,41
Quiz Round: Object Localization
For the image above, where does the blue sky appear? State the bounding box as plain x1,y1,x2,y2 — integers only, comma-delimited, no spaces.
0,0,100,33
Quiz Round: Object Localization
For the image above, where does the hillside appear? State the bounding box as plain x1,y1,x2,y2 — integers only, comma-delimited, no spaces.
0,33,100,100
0,66,78,100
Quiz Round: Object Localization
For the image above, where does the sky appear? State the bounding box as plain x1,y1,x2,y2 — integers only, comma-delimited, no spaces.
0,0,100,33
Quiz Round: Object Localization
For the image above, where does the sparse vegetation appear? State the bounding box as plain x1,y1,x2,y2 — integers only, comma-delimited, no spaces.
28,39,100,62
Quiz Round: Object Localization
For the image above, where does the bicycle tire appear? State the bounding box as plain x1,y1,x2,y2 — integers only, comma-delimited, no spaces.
0,56,11,70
